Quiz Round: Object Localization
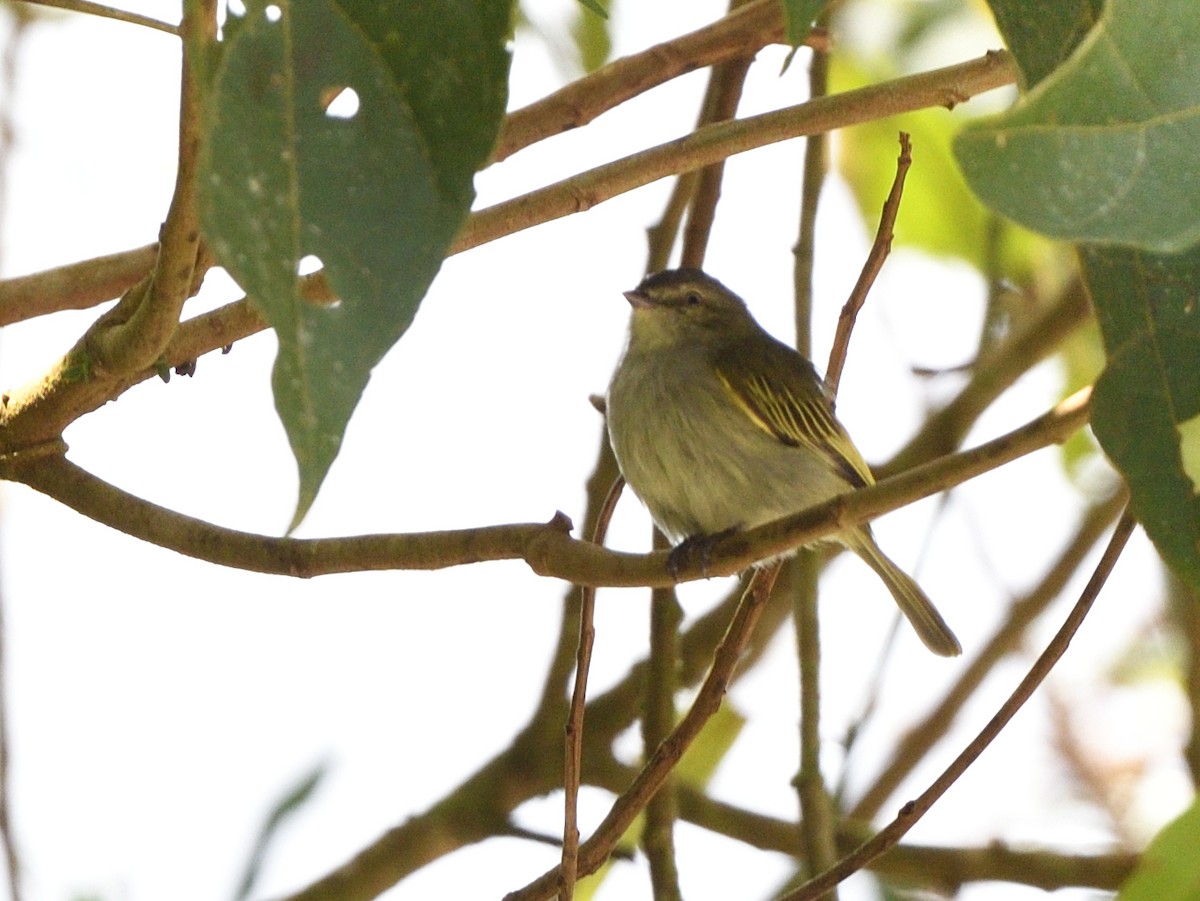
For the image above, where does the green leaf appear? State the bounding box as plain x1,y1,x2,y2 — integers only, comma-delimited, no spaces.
575,0,608,21
956,0,1200,252
984,0,1102,88
1117,796,1200,900
676,702,745,788
199,0,512,528
571,0,612,73
782,0,827,46
1085,245,1200,590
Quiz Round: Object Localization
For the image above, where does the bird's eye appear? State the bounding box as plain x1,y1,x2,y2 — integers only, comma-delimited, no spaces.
685,292,701,306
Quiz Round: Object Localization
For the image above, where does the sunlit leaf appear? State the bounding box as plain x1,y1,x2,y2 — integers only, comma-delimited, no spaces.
199,0,512,528
831,56,1046,279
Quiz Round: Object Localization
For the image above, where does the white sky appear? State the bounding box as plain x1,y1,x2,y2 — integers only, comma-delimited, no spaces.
0,2,1183,901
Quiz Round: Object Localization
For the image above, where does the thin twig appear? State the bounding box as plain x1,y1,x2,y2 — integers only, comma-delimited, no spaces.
560,475,625,901
777,507,1137,901
792,44,828,360
18,0,179,35
643,531,684,901
825,133,912,395
850,486,1128,821
505,563,784,901
792,551,840,887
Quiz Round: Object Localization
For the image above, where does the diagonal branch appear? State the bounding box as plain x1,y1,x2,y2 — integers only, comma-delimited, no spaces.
778,507,1137,901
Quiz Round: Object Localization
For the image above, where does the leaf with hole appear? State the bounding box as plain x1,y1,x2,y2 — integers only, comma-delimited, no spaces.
199,0,511,528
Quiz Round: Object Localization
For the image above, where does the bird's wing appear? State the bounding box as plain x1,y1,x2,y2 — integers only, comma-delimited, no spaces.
715,349,875,489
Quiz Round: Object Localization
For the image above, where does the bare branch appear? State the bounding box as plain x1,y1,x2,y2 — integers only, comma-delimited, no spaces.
457,51,1017,255
7,388,1090,585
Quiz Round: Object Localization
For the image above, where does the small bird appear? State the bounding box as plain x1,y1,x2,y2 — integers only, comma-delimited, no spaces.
606,268,961,657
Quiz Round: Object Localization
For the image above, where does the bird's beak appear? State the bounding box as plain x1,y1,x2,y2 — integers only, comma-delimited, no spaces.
623,288,651,308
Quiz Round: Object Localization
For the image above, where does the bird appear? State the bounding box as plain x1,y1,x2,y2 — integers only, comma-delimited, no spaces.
605,267,961,657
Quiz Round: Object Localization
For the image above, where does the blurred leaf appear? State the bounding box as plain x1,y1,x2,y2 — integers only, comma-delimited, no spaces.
1117,796,1200,900
575,0,608,18
1056,318,1104,478
831,56,1046,279
782,0,826,45
232,762,327,901
571,0,612,72
1085,245,1200,591
984,0,1102,87
676,701,745,788
199,0,512,528
957,0,1200,252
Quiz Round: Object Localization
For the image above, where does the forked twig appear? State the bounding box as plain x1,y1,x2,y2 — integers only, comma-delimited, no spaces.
776,506,1136,901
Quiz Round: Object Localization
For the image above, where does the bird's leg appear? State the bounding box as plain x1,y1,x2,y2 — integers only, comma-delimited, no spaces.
667,528,738,580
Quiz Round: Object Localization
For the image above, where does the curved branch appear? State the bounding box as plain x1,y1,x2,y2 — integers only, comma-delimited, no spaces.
7,387,1091,585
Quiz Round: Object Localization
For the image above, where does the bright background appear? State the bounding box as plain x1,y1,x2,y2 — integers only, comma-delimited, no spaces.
0,2,1184,900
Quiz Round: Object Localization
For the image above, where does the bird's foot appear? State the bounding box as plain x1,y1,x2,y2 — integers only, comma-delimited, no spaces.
667,528,738,581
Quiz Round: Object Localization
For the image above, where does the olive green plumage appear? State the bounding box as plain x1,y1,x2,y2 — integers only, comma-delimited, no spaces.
606,268,961,657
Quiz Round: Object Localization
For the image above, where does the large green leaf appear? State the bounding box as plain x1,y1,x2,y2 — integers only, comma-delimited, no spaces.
199,0,511,528
1085,246,1200,589
963,0,1200,590
1117,796,1200,900
956,0,1200,252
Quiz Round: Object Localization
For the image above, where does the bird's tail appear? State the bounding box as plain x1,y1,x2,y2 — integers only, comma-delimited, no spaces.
844,527,961,657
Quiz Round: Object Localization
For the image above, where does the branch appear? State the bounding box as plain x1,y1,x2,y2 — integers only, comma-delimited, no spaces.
17,0,178,35
7,387,1091,585
494,0,794,163
456,50,1016,254
778,507,1137,901
0,5,210,449
850,486,1128,820
0,243,158,327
